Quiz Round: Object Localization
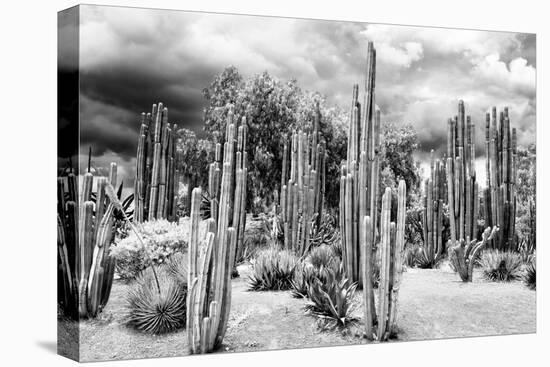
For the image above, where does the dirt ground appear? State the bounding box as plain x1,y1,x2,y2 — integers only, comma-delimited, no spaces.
58,264,536,362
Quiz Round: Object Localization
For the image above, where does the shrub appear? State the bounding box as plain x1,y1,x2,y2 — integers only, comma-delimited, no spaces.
524,259,536,290
480,250,523,282
248,246,298,291
304,263,358,328
403,244,419,268
125,266,186,334
111,219,189,280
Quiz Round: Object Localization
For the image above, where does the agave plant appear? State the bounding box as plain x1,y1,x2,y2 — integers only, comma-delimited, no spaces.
480,250,523,282
125,267,186,334
415,246,443,269
248,246,298,291
304,263,358,329
291,262,318,298
307,245,337,270
523,259,536,290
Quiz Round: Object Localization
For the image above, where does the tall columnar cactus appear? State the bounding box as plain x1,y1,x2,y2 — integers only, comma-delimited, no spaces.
446,101,479,245
340,41,379,283
450,226,498,282
134,102,179,223
420,150,446,266
483,107,517,251
279,103,326,256
207,105,248,259
362,181,406,341
57,162,119,318
187,113,247,354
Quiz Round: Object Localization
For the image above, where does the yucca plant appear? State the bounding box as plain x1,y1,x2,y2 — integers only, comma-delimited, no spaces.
125,266,186,334
524,260,536,290
165,252,188,286
480,250,523,282
248,247,298,291
304,263,358,329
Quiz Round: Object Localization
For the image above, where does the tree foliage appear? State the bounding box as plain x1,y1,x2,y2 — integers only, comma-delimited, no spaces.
202,67,349,209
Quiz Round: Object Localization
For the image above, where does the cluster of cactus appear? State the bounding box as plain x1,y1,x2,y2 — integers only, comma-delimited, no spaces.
186,111,247,353
449,226,498,282
134,102,179,222
340,41,380,283
57,162,119,318
207,105,248,260
420,150,446,265
483,107,517,251
446,101,480,245
279,102,326,256
362,182,407,340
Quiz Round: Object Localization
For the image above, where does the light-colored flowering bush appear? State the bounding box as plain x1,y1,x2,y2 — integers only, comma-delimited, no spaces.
111,219,190,280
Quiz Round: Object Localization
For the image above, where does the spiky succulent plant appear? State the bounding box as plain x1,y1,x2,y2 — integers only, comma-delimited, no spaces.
248,246,298,291
524,260,536,290
480,250,523,282
125,267,186,334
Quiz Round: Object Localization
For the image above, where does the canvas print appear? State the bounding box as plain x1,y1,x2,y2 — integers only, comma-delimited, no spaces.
57,4,536,362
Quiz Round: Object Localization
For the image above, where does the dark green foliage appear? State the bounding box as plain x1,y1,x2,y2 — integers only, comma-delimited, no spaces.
248,247,298,291
125,267,186,334
524,260,536,290
304,263,358,328
480,250,523,282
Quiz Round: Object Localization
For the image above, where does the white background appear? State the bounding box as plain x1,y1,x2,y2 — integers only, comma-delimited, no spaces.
0,0,546,366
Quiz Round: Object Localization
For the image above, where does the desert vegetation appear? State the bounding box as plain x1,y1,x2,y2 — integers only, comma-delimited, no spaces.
57,40,536,361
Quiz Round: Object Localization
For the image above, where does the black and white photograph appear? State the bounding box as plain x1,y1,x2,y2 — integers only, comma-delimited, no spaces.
53,1,539,364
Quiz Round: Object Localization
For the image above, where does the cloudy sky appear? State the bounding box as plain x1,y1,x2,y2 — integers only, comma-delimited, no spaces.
72,4,536,187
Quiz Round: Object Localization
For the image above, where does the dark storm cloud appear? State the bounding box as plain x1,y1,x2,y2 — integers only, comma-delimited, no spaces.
77,5,535,186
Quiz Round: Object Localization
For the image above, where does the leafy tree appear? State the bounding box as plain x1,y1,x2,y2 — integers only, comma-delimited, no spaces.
174,128,214,213
380,122,421,203
515,143,536,250
202,67,348,210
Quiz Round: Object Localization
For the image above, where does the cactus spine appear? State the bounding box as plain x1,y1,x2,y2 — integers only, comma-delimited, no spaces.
134,103,179,222
484,107,517,251
446,101,479,245
421,150,446,265
362,181,406,341
279,102,326,255
340,41,379,283
57,162,119,318
187,111,247,353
